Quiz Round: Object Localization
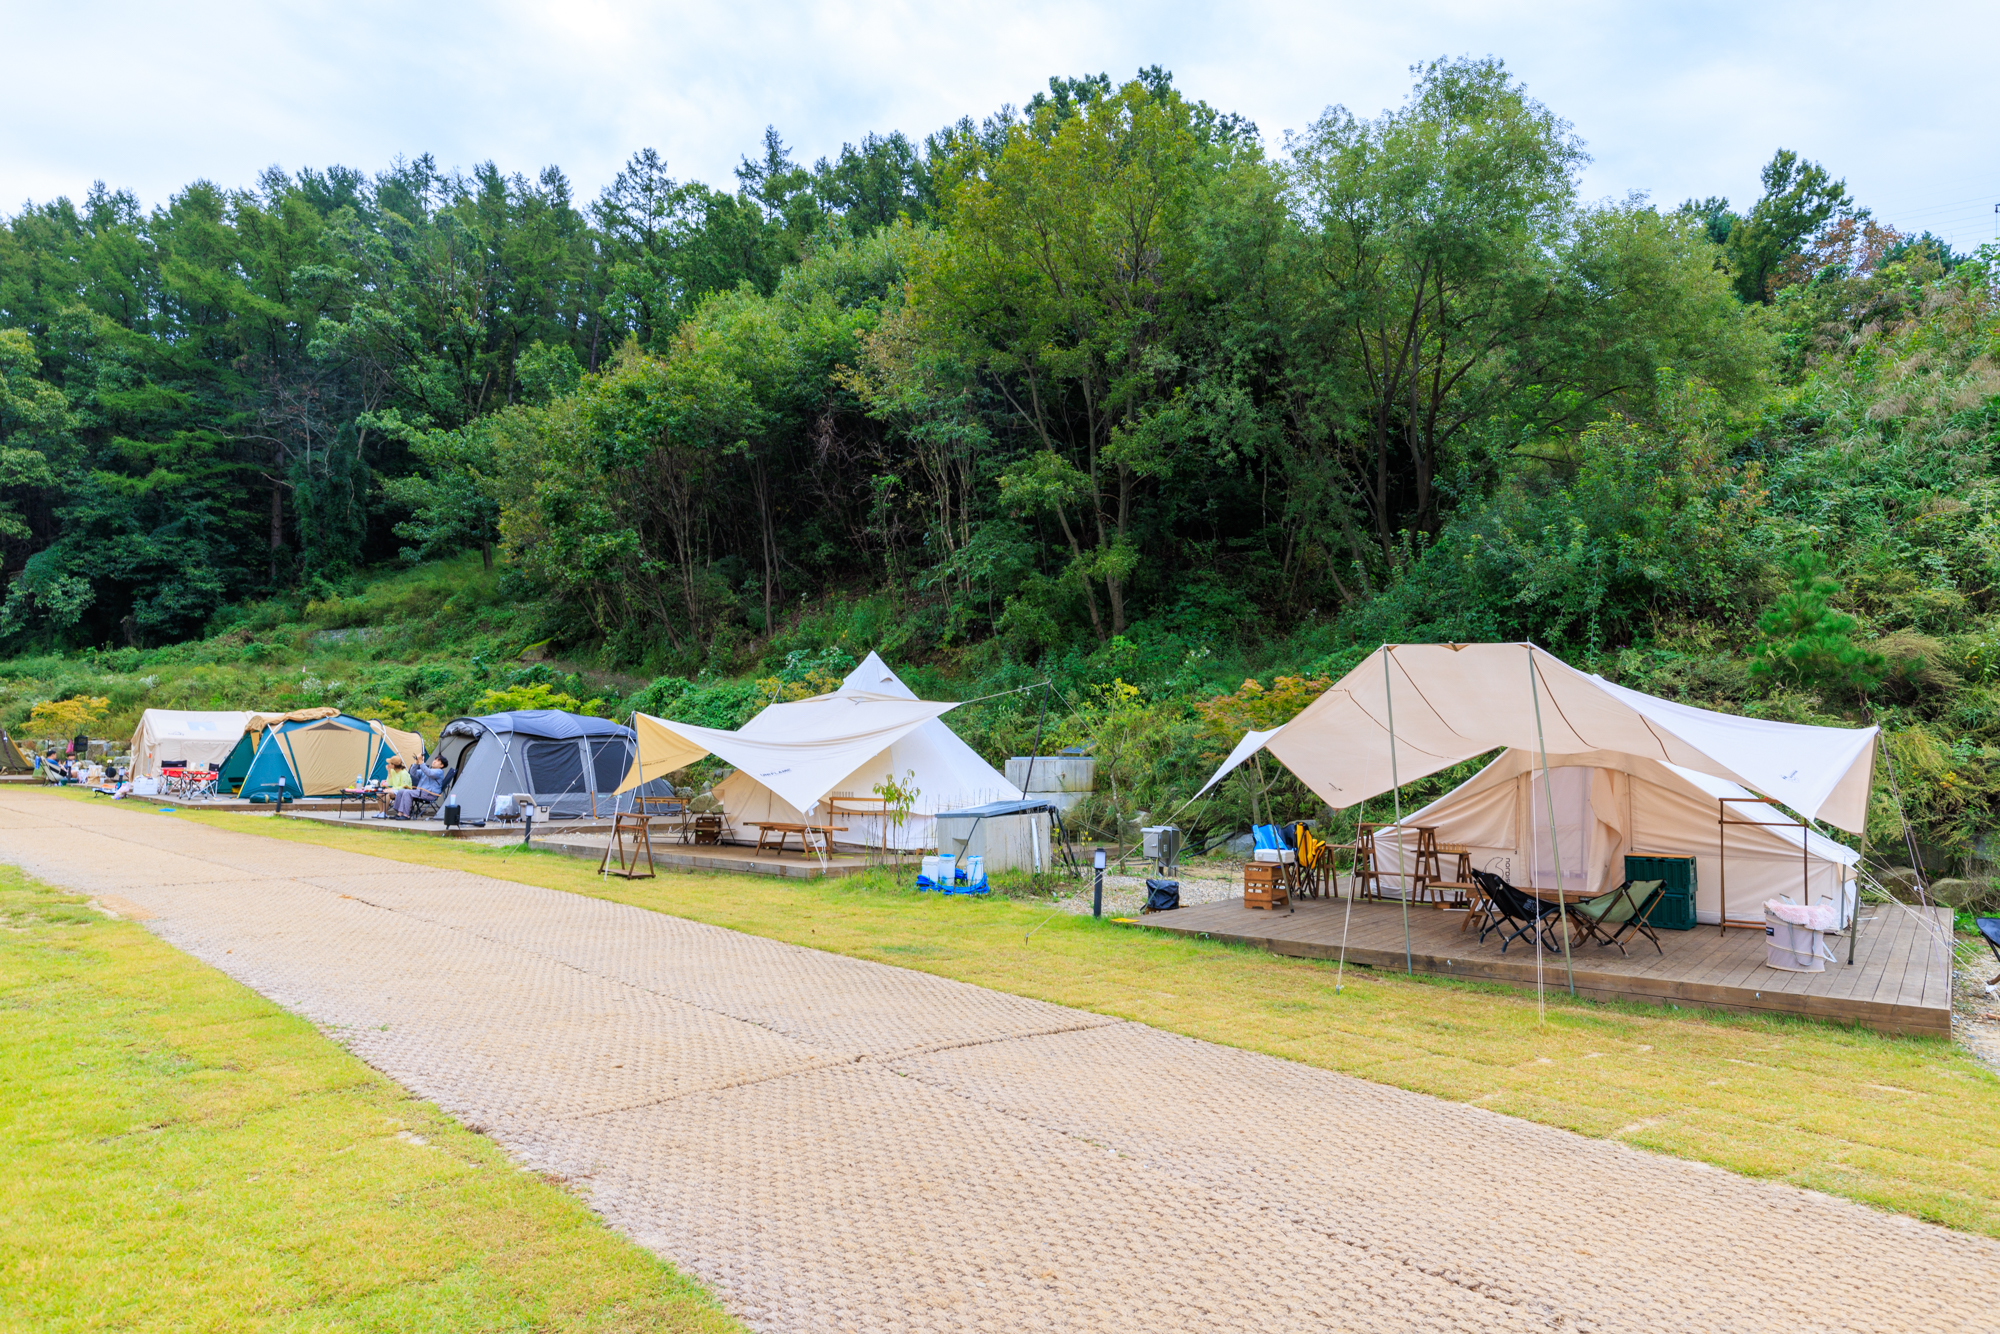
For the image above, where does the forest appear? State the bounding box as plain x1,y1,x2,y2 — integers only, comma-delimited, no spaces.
3,59,1998,887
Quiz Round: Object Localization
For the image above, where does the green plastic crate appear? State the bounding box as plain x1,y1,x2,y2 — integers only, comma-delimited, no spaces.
1625,854,1697,931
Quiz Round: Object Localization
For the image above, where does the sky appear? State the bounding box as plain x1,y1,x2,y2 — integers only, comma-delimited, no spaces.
5,0,1997,247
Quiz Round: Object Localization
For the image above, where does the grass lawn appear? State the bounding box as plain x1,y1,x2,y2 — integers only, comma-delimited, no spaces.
151,800,2000,1241
0,859,744,1334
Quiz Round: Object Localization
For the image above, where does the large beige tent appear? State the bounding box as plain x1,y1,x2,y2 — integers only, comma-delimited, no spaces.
130,710,261,778
1201,642,1877,833
1372,748,1858,924
1200,644,1877,931
620,653,1019,850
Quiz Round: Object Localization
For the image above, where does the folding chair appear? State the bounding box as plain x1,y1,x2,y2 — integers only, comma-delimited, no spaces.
1975,917,2000,988
1470,870,1560,954
1571,879,1666,956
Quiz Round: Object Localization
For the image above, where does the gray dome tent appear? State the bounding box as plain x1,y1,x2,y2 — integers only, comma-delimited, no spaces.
435,710,658,820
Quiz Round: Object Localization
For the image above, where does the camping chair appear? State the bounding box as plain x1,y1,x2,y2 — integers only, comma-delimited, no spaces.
1469,869,1561,954
1293,823,1333,899
1975,917,2000,988
408,767,456,820
1455,870,1497,936
1570,879,1666,957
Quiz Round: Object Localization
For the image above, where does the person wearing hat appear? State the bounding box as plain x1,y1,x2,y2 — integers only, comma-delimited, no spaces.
377,756,414,818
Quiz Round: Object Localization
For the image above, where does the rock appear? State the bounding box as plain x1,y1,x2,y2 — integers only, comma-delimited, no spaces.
1208,831,1253,857
1927,877,1999,912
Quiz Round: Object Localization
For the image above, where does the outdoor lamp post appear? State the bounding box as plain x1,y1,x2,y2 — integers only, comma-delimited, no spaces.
1093,848,1105,918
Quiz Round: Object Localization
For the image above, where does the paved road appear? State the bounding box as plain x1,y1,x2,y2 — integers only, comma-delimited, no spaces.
6,789,1994,1333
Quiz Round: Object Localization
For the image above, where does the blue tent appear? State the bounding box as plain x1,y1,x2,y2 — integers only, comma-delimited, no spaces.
241,714,394,800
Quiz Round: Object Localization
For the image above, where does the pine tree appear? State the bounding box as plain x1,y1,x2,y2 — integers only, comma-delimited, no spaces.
1749,550,1886,695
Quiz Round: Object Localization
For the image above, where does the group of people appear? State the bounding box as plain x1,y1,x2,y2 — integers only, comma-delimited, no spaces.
373,754,450,819
40,752,134,797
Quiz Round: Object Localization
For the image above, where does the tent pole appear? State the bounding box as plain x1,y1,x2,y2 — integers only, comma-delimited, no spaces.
1384,647,1410,975
1527,645,1576,998
1848,755,1877,966
1022,683,1048,799
1334,797,1359,994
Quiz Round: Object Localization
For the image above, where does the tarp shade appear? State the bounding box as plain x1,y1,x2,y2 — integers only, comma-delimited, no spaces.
245,707,340,734
619,696,957,814
934,798,1070,820
1197,643,1877,833
714,654,1021,849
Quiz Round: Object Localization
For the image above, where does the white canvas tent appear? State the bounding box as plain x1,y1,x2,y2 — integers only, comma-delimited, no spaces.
1199,643,1877,834
621,653,1020,850
129,710,259,778
1371,749,1858,923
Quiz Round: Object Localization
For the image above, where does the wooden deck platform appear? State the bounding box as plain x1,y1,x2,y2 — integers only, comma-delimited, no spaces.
1138,895,1954,1038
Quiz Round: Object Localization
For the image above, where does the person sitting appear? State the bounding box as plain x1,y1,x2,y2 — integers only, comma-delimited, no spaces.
407,756,448,816
376,757,413,818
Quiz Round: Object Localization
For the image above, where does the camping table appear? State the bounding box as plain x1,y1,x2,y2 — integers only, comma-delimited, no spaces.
747,821,848,857
337,786,383,820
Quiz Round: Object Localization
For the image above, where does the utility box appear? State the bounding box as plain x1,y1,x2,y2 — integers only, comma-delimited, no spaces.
1625,854,1697,931
934,810,1052,873
1006,756,1094,815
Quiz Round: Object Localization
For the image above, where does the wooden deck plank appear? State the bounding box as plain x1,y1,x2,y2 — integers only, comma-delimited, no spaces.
1138,896,1949,1038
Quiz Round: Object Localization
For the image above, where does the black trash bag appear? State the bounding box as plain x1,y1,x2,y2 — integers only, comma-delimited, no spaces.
1144,878,1180,913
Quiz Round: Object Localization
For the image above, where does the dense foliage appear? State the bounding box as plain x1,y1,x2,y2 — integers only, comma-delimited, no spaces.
6,61,2000,892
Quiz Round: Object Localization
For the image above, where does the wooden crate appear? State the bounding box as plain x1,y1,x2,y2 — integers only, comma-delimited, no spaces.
1244,862,1288,910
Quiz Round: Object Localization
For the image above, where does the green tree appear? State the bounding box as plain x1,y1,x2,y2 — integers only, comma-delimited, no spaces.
1722,149,1851,303
1749,550,1886,695
915,73,1250,638
1282,58,1758,578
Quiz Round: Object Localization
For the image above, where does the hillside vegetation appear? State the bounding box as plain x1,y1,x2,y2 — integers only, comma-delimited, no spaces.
2,62,1998,907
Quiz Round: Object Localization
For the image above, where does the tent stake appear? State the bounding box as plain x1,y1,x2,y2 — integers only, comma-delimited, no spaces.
1528,645,1576,999
1385,647,1411,975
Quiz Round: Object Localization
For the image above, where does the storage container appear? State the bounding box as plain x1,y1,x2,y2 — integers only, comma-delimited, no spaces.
1625,855,1697,930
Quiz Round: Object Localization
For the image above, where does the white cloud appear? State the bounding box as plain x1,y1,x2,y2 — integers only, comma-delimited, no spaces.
4,0,1996,246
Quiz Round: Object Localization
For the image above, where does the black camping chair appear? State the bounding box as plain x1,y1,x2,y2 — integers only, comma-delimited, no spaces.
408,767,456,820
1976,917,2000,988
1470,869,1560,954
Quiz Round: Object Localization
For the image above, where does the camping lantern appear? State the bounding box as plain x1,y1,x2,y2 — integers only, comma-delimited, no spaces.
442,796,460,828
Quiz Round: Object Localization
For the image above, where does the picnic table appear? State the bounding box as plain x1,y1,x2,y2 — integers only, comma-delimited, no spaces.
746,821,847,857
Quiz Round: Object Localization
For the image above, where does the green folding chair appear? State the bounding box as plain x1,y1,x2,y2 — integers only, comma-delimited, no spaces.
1572,879,1666,956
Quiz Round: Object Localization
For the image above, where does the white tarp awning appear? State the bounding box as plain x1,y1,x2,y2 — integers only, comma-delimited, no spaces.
618,693,957,814
704,653,1022,849
1196,643,1877,833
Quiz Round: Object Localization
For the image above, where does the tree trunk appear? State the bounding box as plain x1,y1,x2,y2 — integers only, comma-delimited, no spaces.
269,473,285,584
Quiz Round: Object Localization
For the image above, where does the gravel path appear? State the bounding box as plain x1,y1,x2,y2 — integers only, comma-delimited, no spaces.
7,790,1996,1333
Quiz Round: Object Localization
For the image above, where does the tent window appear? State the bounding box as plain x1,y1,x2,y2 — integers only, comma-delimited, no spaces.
589,737,632,794
523,739,585,798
